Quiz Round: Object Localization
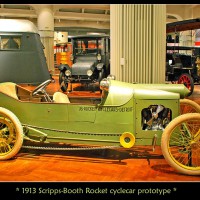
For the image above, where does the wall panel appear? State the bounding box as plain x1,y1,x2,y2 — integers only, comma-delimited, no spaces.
110,4,166,83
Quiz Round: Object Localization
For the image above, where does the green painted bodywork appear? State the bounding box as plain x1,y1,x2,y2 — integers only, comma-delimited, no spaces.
0,79,189,147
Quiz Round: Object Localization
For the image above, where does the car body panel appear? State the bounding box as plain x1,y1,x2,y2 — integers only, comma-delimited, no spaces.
72,61,95,75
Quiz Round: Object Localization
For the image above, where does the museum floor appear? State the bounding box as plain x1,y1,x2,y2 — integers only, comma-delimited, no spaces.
0,74,200,182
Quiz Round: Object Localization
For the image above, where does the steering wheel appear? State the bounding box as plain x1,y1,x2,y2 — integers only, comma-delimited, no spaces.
31,79,52,102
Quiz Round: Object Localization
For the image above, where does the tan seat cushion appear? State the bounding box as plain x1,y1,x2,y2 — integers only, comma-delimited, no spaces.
53,92,70,103
0,82,18,99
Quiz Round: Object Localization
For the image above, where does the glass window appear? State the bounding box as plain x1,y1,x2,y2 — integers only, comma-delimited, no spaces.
74,38,104,55
0,35,21,50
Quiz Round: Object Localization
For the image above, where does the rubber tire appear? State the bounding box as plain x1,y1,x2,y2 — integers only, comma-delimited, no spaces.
0,107,23,160
60,84,68,93
161,113,200,175
59,71,65,85
59,72,68,92
180,99,200,114
97,68,105,83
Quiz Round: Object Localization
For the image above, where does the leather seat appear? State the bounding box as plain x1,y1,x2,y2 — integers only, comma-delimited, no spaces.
0,82,18,99
53,92,70,103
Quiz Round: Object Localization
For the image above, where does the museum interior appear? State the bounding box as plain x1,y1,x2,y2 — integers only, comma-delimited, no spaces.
0,4,200,187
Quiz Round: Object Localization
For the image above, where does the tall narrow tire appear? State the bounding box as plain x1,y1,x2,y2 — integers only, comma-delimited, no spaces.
161,113,200,175
180,99,200,114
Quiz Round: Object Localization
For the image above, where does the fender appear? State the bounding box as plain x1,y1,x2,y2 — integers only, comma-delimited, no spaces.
97,63,104,70
58,64,70,71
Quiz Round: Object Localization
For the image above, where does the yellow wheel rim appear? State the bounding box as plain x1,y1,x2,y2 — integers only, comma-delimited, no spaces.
120,132,135,148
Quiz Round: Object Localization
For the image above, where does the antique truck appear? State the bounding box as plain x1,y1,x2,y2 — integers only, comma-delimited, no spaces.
0,19,51,85
58,34,110,92
0,77,199,176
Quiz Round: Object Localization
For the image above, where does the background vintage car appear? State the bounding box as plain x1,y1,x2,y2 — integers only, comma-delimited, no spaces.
58,34,110,92
166,18,200,96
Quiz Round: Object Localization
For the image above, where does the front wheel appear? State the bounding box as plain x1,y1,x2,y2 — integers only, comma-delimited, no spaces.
59,71,65,85
161,113,200,175
97,68,105,83
59,71,68,92
0,107,23,160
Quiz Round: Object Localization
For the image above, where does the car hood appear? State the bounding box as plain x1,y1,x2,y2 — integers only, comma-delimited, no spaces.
101,80,186,106
72,61,95,75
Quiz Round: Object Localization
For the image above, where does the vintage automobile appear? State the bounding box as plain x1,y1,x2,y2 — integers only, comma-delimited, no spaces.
0,78,200,176
58,34,110,92
0,19,51,85
166,18,200,96
166,47,200,96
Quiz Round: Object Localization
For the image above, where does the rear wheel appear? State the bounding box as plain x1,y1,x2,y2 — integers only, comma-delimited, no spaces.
178,73,194,96
0,107,23,160
161,113,200,175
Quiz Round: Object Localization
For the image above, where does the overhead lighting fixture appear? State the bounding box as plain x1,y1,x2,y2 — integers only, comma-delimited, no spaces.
87,32,105,35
